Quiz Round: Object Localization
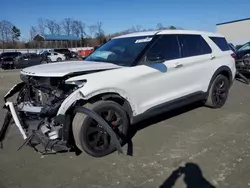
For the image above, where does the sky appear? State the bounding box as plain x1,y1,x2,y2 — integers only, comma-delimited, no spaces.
1,0,250,40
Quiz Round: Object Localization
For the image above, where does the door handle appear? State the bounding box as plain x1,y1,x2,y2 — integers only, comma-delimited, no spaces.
210,55,216,60
174,63,183,68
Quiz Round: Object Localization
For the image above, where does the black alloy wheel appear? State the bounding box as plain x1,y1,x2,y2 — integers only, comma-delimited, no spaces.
72,101,129,157
85,109,123,152
205,74,230,108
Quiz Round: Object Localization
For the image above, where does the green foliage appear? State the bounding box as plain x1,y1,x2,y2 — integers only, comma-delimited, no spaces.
12,26,21,41
169,26,176,30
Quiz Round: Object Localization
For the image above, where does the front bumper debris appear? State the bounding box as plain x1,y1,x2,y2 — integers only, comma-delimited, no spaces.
1,98,123,155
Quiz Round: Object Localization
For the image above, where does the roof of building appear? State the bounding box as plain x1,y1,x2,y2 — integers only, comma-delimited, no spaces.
33,34,81,41
216,17,250,26
113,29,222,39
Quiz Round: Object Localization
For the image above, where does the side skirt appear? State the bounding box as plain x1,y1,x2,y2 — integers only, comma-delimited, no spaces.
132,91,207,124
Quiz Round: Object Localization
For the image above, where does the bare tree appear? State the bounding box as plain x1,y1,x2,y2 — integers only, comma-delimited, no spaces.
62,18,72,35
0,20,13,41
135,25,142,32
78,21,86,38
54,22,61,35
71,20,86,37
30,26,37,40
95,22,106,44
38,18,45,34
88,25,97,38
0,20,14,49
45,19,57,35
156,23,164,30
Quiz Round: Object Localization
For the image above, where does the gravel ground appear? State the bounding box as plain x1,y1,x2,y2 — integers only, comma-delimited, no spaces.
0,70,250,188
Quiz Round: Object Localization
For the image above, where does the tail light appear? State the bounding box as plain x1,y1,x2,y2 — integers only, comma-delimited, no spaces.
231,53,236,59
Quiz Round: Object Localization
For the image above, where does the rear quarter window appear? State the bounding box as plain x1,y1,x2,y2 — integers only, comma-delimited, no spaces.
209,37,230,51
178,34,212,58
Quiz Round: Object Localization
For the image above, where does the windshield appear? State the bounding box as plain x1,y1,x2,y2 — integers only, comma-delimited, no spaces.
85,35,154,66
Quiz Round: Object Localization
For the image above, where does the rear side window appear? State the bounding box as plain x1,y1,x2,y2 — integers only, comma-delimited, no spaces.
209,37,230,51
178,35,212,57
145,35,181,61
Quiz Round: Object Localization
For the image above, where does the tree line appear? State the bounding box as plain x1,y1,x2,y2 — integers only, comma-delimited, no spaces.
0,18,179,49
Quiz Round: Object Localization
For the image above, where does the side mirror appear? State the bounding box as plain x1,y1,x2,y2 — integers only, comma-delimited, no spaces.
147,54,165,62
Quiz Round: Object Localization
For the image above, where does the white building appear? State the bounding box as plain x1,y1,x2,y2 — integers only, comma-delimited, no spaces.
216,18,250,45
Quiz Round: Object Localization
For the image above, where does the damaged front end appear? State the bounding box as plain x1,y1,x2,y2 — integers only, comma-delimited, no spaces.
0,74,123,155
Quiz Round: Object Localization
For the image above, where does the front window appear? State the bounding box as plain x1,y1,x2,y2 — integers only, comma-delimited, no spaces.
85,35,154,66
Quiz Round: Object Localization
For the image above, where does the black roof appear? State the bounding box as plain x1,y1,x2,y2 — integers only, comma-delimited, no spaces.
216,17,250,26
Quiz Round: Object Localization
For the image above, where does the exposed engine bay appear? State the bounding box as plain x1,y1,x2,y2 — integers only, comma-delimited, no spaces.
0,73,123,155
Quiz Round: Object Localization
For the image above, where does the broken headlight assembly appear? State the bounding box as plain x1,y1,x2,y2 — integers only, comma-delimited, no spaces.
65,79,87,88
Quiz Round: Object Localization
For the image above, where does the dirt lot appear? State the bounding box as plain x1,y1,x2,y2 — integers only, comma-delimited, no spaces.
1,70,250,188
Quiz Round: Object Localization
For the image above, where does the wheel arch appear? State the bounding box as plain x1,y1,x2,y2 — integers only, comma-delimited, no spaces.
82,92,135,123
57,88,136,124
207,65,233,93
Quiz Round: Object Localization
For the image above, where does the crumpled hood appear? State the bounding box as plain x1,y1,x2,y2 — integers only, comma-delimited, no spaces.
20,60,123,77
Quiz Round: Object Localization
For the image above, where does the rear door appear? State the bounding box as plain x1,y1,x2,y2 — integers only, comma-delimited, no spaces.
177,34,213,93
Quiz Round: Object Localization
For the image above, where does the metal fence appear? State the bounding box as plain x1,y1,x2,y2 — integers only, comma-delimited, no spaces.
0,47,94,54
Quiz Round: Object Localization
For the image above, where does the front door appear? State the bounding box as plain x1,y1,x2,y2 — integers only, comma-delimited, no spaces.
126,34,194,114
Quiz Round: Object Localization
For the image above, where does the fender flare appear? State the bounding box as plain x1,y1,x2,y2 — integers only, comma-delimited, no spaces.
207,66,233,92
57,88,137,116
82,88,137,115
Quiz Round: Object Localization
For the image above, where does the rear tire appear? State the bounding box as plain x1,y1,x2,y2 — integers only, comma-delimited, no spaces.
205,74,230,108
57,58,62,62
41,60,47,64
72,100,129,157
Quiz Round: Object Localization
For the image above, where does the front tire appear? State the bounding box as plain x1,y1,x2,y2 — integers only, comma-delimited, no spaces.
205,74,230,108
57,58,62,62
72,100,129,157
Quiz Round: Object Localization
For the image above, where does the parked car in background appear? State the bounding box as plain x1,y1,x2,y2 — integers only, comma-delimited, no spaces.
78,48,94,59
14,53,48,69
54,48,72,59
235,45,243,50
235,42,250,60
1,57,15,69
47,52,66,62
70,51,79,58
0,52,21,61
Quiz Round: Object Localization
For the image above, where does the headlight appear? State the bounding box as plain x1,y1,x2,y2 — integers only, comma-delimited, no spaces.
65,79,87,88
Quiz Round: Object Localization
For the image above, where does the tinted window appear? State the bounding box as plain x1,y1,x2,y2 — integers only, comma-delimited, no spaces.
54,53,58,55
237,43,250,52
1,52,19,57
178,34,212,57
209,37,230,51
3,57,14,61
145,35,180,61
30,53,38,58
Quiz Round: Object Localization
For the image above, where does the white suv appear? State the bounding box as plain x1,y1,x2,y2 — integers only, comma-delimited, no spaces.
2,30,236,157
